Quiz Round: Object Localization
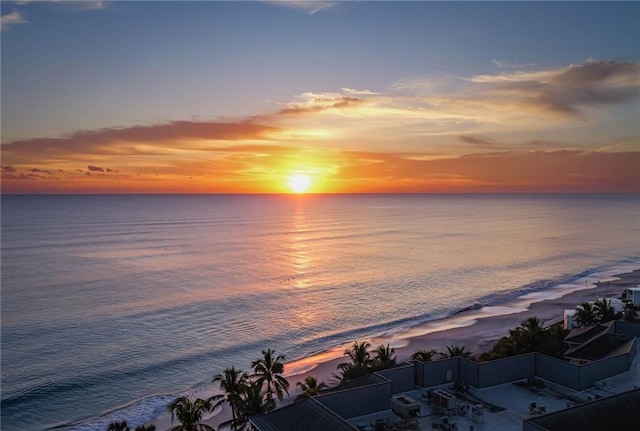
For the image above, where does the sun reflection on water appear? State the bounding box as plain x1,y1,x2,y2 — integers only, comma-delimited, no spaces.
291,200,311,289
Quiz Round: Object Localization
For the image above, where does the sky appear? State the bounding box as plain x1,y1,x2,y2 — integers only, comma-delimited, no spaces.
1,0,639,194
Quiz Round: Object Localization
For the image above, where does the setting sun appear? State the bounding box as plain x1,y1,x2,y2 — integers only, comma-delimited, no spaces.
287,174,312,193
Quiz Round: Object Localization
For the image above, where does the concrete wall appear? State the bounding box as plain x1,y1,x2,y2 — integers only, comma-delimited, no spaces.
523,420,545,431
579,353,632,390
536,354,580,390
316,382,392,419
416,358,459,388
476,353,536,388
615,321,640,338
459,358,479,387
415,350,634,392
376,364,414,394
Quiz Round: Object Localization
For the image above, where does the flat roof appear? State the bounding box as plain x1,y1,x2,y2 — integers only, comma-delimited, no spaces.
524,388,640,431
347,351,640,431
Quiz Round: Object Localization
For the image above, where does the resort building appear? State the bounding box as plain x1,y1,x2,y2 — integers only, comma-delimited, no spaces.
250,321,640,431
626,287,640,306
523,388,640,431
563,321,636,365
563,309,576,330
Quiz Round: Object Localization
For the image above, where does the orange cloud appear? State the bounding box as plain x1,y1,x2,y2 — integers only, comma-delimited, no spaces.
3,145,638,194
335,150,640,193
2,59,638,194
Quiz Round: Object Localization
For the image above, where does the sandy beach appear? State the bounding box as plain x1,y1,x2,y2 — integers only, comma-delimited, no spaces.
156,268,640,431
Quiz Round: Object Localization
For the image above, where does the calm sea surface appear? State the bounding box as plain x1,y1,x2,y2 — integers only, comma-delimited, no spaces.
1,194,639,431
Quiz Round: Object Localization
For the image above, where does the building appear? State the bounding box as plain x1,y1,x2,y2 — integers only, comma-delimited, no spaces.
251,321,640,431
250,398,357,431
563,309,576,330
523,388,640,431
626,287,640,306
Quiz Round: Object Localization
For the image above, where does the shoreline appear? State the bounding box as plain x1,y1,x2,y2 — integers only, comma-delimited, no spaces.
155,268,640,431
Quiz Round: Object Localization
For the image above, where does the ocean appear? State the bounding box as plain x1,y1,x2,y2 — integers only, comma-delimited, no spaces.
1,194,638,431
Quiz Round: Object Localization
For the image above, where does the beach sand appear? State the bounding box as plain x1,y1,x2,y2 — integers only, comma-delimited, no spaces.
156,269,640,431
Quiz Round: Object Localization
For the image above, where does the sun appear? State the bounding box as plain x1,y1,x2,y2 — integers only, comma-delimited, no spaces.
287,174,312,193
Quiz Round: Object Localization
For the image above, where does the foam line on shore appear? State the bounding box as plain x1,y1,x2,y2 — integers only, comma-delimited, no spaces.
69,263,640,431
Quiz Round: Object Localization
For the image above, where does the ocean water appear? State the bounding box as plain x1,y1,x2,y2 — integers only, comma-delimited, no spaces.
1,194,638,431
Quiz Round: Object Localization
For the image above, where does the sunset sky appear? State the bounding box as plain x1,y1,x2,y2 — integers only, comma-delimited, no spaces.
1,1,639,194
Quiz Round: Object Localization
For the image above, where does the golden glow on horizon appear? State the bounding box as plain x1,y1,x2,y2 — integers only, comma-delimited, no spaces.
287,173,313,193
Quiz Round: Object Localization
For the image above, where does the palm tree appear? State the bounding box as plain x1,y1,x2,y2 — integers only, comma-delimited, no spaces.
624,301,640,322
295,376,328,401
574,302,597,327
593,298,621,323
166,396,215,431
107,422,130,431
344,341,372,368
411,349,437,362
544,324,569,358
439,345,472,359
106,422,155,431
336,341,373,382
511,317,545,353
233,380,275,430
251,349,290,403
485,336,519,360
211,366,248,430
371,344,397,370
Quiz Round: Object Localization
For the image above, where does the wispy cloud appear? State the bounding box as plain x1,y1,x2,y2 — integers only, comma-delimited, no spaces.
468,59,639,115
278,92,367,115
265,1,337,15
1,9,28,31
492,59,535,69
3,0,105,31
270,59,640,141
341,88,381,96
2,59,638,193
16,0,104,9
1,120,282,166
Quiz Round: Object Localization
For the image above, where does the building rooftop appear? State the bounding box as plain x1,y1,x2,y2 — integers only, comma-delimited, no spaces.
323,372,388,392
251,321,640,431
564,334,635,362
347,351,640,431
524,388,640,431
250,398,357,431
564,322,612,346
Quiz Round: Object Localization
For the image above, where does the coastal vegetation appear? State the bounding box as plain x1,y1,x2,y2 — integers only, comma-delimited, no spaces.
439,345,473,359
107,422,155,431
211,366,248,430
167,397,215,431
336,341,398,382
295,376,328,401
210,349,289,430
624,302,640,321
575,298,622,327
411,349,438,362
410,349,437,362
479,316,568,361
105,295,634,431
105,349,293,431
250,348,290,403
